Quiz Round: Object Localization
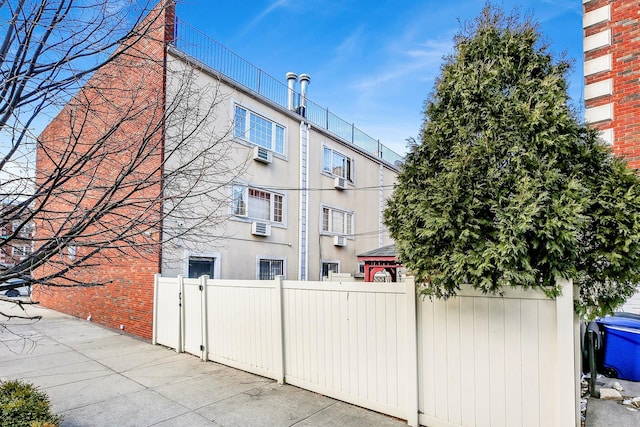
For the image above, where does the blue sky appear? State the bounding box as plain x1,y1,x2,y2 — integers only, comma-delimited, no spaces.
178,0,583,156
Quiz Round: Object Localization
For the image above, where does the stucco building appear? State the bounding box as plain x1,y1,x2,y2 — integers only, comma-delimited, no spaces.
160,34,400,282
35,2,400,338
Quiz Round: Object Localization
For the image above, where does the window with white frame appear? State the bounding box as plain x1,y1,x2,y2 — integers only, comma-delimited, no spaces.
258,258,284,280
321,206,353,236
323,147,354,182
321,261,339,279
188,256,215,278
234,105,285,155
233,185,284,223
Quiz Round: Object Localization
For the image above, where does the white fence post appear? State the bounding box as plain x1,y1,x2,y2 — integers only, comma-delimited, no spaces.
573,284,581,426
406,276,419,427
274,275,285,384
177,274,184,353
200,275,209,361
555,278,579,426
152,273,159,345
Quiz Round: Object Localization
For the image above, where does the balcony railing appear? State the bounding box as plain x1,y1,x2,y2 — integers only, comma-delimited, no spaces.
173,19,404,169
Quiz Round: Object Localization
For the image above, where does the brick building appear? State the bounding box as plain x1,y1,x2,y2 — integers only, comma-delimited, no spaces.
583,0,640,166
0,202,34,271
34,2,174,339
584,0,640,313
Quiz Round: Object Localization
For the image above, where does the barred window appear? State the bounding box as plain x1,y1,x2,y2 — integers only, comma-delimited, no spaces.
258,258,284,280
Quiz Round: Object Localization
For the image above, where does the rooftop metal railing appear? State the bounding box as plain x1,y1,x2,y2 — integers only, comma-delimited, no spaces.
173,19,404,169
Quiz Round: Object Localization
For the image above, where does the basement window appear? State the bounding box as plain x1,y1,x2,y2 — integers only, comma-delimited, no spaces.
258,258,284,280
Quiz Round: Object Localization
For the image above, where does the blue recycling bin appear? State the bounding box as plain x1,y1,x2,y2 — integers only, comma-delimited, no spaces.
596,314,640,381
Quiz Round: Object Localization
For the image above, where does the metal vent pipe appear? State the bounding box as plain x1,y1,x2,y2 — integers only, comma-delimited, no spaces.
286,72,298,110
299,74,311,116
299,74,310,108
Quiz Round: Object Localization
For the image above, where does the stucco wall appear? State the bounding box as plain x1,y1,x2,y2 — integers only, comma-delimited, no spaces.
161,51,398,281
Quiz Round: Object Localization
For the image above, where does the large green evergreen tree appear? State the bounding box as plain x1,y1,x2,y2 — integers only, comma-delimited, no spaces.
384,7,640,318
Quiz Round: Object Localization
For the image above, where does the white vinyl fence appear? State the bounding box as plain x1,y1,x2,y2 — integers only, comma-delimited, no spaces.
153,275,579,427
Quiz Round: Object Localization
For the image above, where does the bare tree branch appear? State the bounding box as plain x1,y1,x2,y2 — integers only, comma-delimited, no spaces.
0,1,246,335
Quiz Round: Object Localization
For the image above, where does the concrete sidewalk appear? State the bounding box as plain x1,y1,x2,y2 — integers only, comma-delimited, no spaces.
0,301,406,427
586,376,640,427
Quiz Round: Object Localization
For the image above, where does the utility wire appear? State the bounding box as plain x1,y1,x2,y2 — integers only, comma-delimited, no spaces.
251,184,396,192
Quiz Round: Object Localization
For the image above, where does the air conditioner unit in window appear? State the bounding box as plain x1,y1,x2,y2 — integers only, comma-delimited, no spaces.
253,146,273,164
251,221,271,237
333,235,346,247
334,176,346,190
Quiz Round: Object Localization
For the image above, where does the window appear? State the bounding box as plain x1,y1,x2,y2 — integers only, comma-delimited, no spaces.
322,262,339,279
12,245,31,257
233,185,284,223
234,106,285,155
322,206,353,235
188,257,215,278
12,221,34,238
323,147,353,181
258,258,284,280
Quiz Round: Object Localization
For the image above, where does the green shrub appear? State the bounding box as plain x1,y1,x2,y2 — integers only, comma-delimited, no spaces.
0,380,62,427
384,5,640,319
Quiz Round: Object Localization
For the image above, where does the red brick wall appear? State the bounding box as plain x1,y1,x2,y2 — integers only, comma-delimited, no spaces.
584,0,640,167
34,1,175,340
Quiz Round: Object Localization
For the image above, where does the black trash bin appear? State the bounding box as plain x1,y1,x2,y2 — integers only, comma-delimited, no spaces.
581,321,603,373
596,313,640,381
